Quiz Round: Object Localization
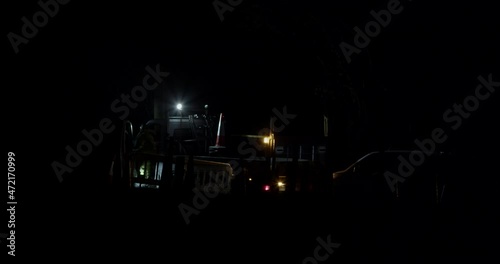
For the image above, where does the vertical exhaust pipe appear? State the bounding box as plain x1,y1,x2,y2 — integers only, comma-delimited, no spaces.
215,113,225,147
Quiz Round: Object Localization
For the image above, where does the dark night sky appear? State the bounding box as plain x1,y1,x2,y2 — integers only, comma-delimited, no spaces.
4,0,500,199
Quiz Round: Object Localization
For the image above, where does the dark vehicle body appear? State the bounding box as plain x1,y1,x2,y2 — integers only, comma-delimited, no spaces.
332,150,450,207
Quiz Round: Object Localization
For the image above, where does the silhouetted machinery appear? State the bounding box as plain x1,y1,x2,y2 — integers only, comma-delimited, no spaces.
109,106,233,194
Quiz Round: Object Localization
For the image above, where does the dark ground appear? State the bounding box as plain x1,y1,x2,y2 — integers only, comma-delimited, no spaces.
35,183,498,263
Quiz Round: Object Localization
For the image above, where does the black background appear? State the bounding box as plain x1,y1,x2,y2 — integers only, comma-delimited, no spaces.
3,0,500,261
